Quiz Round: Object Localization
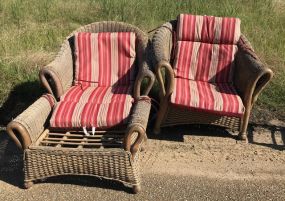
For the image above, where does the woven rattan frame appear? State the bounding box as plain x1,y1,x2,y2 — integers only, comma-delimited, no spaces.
163,106,241,131
7,21,154,193
152,20,273,140
24,129,141,191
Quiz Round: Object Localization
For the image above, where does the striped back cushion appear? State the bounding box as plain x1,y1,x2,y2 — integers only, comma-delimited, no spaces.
174,41,237,83
177,14,241,44
174,14,240,83
74,32,136,87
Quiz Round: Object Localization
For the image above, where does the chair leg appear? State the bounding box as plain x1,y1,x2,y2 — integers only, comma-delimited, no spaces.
153,126,161,135
153,111,162,135
238,109,251,141
238,132,247,141
153,100,169,135
132,184,141,194
24,181,34,189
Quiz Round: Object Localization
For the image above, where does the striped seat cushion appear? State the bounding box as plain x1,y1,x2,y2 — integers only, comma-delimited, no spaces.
74,32,136,87
50,86,133,128
174,14,241,83
171,78,244,117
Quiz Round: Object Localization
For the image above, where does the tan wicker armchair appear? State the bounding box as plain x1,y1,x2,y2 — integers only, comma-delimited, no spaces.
152,14,273,140
7,21,155,193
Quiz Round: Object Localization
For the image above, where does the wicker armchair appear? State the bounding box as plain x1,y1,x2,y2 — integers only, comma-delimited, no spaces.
152,14,273,140
7,21,155,193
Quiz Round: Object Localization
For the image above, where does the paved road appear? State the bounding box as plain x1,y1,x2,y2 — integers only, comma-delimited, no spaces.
0,125,284,201
1,173,284,201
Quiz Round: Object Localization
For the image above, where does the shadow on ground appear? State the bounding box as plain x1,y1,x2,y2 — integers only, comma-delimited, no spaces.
248,123,285,151
147,124,237,142
0,130,23,187
44,176,133,193
147,123,285,151
0,81,44,126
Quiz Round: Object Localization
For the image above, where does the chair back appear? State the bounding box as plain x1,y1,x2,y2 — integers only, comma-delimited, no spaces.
173,14,241,83
74,32,136,87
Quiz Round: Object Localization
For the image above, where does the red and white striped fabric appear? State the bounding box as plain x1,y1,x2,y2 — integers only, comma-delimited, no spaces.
74,32,136,87
42,94,56,108
49,86,133,128
173,14,240,83
171,78,244,117
49,32,138,129
173,41,237,83
59,85,133,103
177,14,241,44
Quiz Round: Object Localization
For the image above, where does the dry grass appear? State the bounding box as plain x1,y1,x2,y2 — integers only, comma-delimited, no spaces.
0,0,284,123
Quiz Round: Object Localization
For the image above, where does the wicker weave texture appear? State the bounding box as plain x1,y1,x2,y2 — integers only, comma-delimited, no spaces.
24,147,140,186
152,22,174,65
44,40,74,95
128,98,152,130
13,96,54,143
163,106,241,131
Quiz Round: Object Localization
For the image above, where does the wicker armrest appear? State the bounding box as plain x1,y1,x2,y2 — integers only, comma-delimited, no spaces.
124,97,151,159
152,21,175,64
40,40,73,99
234,35,273,109
155,60,175,99
152,21,176,100
6,95,55,150
134,66,155,99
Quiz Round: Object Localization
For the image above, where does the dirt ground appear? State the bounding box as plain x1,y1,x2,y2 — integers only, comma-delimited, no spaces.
0,121,284,200
143,121,285,180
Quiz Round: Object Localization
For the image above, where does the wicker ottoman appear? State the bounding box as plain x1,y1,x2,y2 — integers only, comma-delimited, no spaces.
24,129,142,192
7,96,151,193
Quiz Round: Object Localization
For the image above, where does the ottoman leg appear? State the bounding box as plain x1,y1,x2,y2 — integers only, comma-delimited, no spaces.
132,184,141,194
24,181,34,189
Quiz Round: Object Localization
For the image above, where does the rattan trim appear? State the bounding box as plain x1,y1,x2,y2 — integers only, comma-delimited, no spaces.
24,129,141,189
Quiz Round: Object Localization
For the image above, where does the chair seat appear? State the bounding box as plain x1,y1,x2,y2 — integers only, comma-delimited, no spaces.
50,85,133,128
170,78,245,117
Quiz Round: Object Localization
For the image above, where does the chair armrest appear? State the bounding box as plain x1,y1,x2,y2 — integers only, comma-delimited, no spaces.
152,21,175,65
6,95,55,150
134,66,155,99
155,60,175,100
39,40,73,99
234,35,273,109
124,97,151,160
152,21,176,100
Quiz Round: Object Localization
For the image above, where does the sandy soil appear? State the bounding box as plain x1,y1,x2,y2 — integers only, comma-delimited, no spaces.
142,123,285,181
0,121,284,200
